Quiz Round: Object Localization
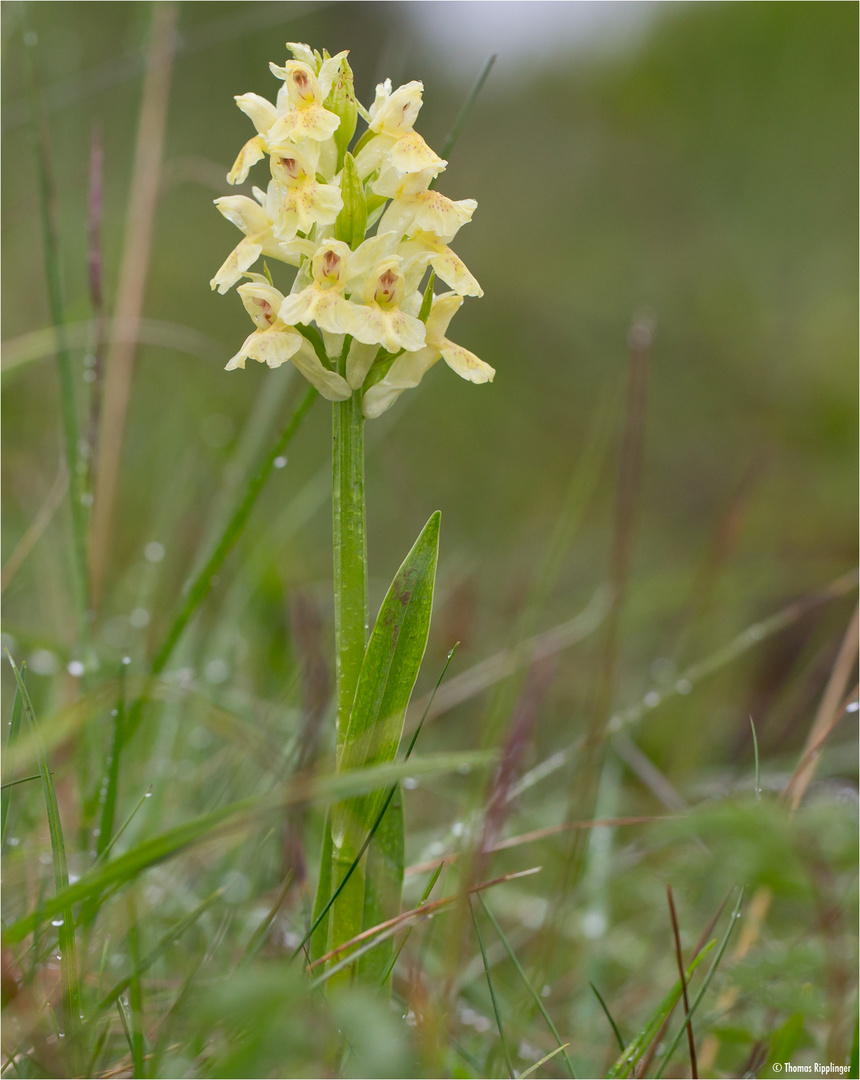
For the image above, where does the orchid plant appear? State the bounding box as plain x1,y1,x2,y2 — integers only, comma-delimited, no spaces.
211,43,493,986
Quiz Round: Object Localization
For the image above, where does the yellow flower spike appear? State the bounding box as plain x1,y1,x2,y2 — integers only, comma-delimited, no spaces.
327,57,358,171
209,195,314,293
362,291,494,419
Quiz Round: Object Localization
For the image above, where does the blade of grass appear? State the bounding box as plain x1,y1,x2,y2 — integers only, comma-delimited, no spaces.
590,982,624,1052
150,383,318,680
5,650,82,1071
606,942,714,1079
1,669,26,850
91,888,223,1020
239,873,293,965
7,752,494,944
438,54,496,161
378,860,445,986
653,889,745,1078
470,898,515,1079
519,1044,572,1079
478,892,577,1078
21,11,89,633
127,894,146,1078
749,716,761,799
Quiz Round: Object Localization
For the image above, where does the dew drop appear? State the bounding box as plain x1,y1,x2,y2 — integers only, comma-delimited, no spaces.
144,541,165,563
403,777,419,790
644,691,661,709
144,790,152,798
457,763,471,775
51,917,64,927
675,678,692,695
846,701,859,713
80,492,94,507
83,369,97,383
66,660,85,678
122,656,132,666
129,608,150,629
274,456,288,469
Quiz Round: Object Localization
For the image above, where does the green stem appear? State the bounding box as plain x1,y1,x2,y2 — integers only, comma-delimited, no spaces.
332,340,368,760
328,338,368,978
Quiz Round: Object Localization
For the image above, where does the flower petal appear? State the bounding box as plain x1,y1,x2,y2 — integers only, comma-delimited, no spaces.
439,338,495,383
290,340,352,400
345,339,379,389
362,346,439,418
227,136,267,185
210,238,264,294
234,93,279,135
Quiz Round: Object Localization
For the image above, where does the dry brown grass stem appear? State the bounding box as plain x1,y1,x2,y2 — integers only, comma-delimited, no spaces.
0,462,68,593
89,2,178,607
784,604,859,811
305,866,542,973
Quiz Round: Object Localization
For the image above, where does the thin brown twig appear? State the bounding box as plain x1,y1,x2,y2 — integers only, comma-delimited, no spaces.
666,886,698,1078
405,815,672,877
306,866,542,972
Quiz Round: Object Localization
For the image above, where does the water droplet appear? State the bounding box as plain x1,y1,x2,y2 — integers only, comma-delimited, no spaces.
111,708,118,717
144,541,165,563
83,354,97,369
747,623,765,641
274,456,287,469
204,659,229,685
675,678,692,695
80,492,94,507
541,985,551,998
451,821,465,837
51,917,64,927
457,763,471,775
644,691,661,709
7,837,20,847
29,649,59,676
56,953,62,960
122,656,132,666
83,369,97,383
403,777,419,790
66,660,85,678
129,608,150,629
93,828,101,838
144,790,152,798
846,701,859,713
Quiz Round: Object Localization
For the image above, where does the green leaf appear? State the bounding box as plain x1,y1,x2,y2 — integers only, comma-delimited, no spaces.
1,668,25,851
329,510,441,975
357,787,404,986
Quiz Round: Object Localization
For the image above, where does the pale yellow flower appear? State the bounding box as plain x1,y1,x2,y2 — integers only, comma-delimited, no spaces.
266,147,343,240
355,80,445,178
277,240,354,335
363,292,494,418
209,195,314,294
266,59,343,146
374,166,476,243
344,256,426,357
226,279,351,401
399,230,483,297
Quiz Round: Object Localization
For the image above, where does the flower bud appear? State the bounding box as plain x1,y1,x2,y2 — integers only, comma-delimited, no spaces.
326,58,358,172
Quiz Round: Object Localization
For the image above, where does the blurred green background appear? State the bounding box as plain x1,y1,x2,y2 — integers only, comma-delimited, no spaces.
3,0,855,759
1,2,857,1075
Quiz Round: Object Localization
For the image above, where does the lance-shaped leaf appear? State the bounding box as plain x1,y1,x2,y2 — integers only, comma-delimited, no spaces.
332,510,441,853
328,512,440,978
